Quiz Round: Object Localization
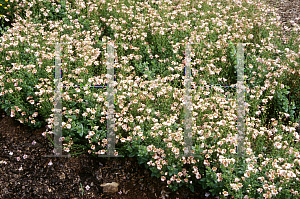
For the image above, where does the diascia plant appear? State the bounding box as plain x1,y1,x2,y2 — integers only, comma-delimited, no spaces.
1,0,300,197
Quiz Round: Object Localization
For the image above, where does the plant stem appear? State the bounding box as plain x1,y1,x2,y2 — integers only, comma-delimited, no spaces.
80,182,84,195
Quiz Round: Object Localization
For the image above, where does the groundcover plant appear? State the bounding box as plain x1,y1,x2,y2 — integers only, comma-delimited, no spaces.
1,0,300,198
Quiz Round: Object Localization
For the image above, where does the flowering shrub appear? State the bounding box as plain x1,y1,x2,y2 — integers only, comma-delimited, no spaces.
1,0,300,198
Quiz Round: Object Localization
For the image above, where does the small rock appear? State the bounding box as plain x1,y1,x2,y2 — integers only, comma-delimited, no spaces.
100,182,119,194
59,172,65,180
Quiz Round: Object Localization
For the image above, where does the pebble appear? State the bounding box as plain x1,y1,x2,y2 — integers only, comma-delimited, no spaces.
100,182,119,194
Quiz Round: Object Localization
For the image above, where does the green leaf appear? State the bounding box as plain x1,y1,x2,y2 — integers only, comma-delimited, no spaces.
189,185,194,193
129,153,135,157
78,123,84,137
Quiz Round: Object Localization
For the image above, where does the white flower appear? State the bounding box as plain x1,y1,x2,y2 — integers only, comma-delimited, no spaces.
66,124,71,129
133,99,138,103
91,109,96,114
262,99,268,104
10,112,15,117
274,142,282,149
32,112,38,117
157,164,162,170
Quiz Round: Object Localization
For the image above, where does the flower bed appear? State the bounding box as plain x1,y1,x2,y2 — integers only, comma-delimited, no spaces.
1,0,300,198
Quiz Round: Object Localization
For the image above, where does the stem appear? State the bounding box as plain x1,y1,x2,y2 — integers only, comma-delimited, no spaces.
80,182,84,195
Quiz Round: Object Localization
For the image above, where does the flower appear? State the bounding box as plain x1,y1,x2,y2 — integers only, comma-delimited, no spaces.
274,142,282,149
195,172,201,179
157,164,162,170
223,191,228,196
